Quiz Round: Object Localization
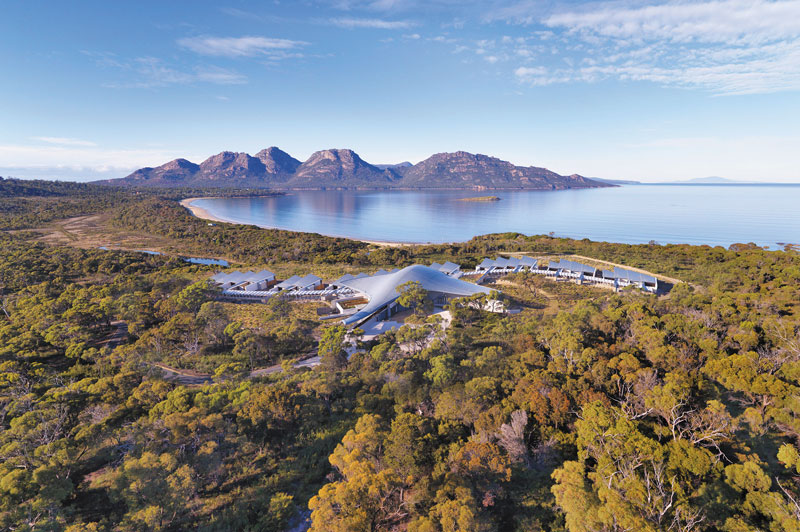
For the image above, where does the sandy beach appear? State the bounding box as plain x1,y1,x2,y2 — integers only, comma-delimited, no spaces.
179,197,423,247
358,239,425,248
179,197,233,224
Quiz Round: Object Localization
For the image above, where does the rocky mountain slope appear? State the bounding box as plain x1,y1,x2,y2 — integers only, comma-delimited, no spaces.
399,151,602,189
101,147,611,190
290,149,400,188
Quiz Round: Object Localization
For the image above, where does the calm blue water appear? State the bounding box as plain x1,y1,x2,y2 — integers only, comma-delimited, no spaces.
190,185,800,248
98,247,229,266
184,257,229,266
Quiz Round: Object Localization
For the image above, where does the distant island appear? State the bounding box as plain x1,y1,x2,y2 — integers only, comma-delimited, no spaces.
458,195,501,202
591,177,642,185
671,176,744,184
679,176,742,184
589,176,784,185
95,148,611,191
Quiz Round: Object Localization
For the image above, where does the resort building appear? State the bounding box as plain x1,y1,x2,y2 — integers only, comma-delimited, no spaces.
210,270,276,292
275,274,324,291
335,264,493,326
547,259,598,277
211,270,344,301
611,267,659,291
476,256,538,275
330,273,356,288
470,254,661,293
429,261,462,277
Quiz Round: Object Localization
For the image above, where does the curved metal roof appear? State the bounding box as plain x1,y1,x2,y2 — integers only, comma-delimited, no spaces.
613,267,658,285
339,264,491,325
549,259,596,275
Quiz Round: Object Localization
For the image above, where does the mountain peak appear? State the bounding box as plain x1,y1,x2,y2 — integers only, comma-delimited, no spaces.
305,148,362,165
197,151,265,180
163,158,197,170
199,150,251,167
123,158,199,182
254,147,301,175
294,148,397,186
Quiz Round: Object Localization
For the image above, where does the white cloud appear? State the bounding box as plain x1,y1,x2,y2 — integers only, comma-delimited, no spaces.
219,7,260,19
502,0,800,94
31,137,97,147
193,66,248,85
329,0,471,13
514,66,546,78
367,0,410,9
543,0,800,45
101,58,247,89
0,143,196,180
513,66,567,85
330,17,415,29
177,36,308,57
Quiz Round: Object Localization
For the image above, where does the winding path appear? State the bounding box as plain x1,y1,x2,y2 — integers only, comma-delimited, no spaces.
154,353,320,386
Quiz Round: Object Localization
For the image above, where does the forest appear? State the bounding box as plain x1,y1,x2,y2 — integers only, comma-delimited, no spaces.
1,179,799,531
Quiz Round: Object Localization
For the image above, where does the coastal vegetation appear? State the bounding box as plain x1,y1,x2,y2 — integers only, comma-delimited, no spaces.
1,181,800,531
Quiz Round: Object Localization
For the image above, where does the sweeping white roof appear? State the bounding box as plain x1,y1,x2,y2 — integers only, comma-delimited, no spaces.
333,273,355,285
338,264,491,325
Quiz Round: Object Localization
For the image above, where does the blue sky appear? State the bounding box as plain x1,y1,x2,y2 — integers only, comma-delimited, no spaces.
1,0,799,182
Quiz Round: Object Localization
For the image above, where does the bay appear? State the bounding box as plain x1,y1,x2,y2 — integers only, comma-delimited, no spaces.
188,185,800,248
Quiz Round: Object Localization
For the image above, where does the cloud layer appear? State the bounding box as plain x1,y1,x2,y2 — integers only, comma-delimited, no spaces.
329,17,415,29
0,141,193,181
177,36,309,57
496,0,800,95
543,0,800,45
101,58,247,89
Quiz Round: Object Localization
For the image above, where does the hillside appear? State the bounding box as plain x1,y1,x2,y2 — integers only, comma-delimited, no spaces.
289,149,400,188
399,151,601,189
98,147,611,190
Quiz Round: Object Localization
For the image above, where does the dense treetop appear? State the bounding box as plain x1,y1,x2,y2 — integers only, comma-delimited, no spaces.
1,182,799,531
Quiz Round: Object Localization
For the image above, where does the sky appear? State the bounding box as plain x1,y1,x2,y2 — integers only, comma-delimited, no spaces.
1,0,799,183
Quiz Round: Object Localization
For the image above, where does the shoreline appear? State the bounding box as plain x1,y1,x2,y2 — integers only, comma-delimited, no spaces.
179,195,794,250
179,197,235,224
179,197,425,247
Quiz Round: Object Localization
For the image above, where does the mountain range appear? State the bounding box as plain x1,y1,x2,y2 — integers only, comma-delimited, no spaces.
99,148,610,190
